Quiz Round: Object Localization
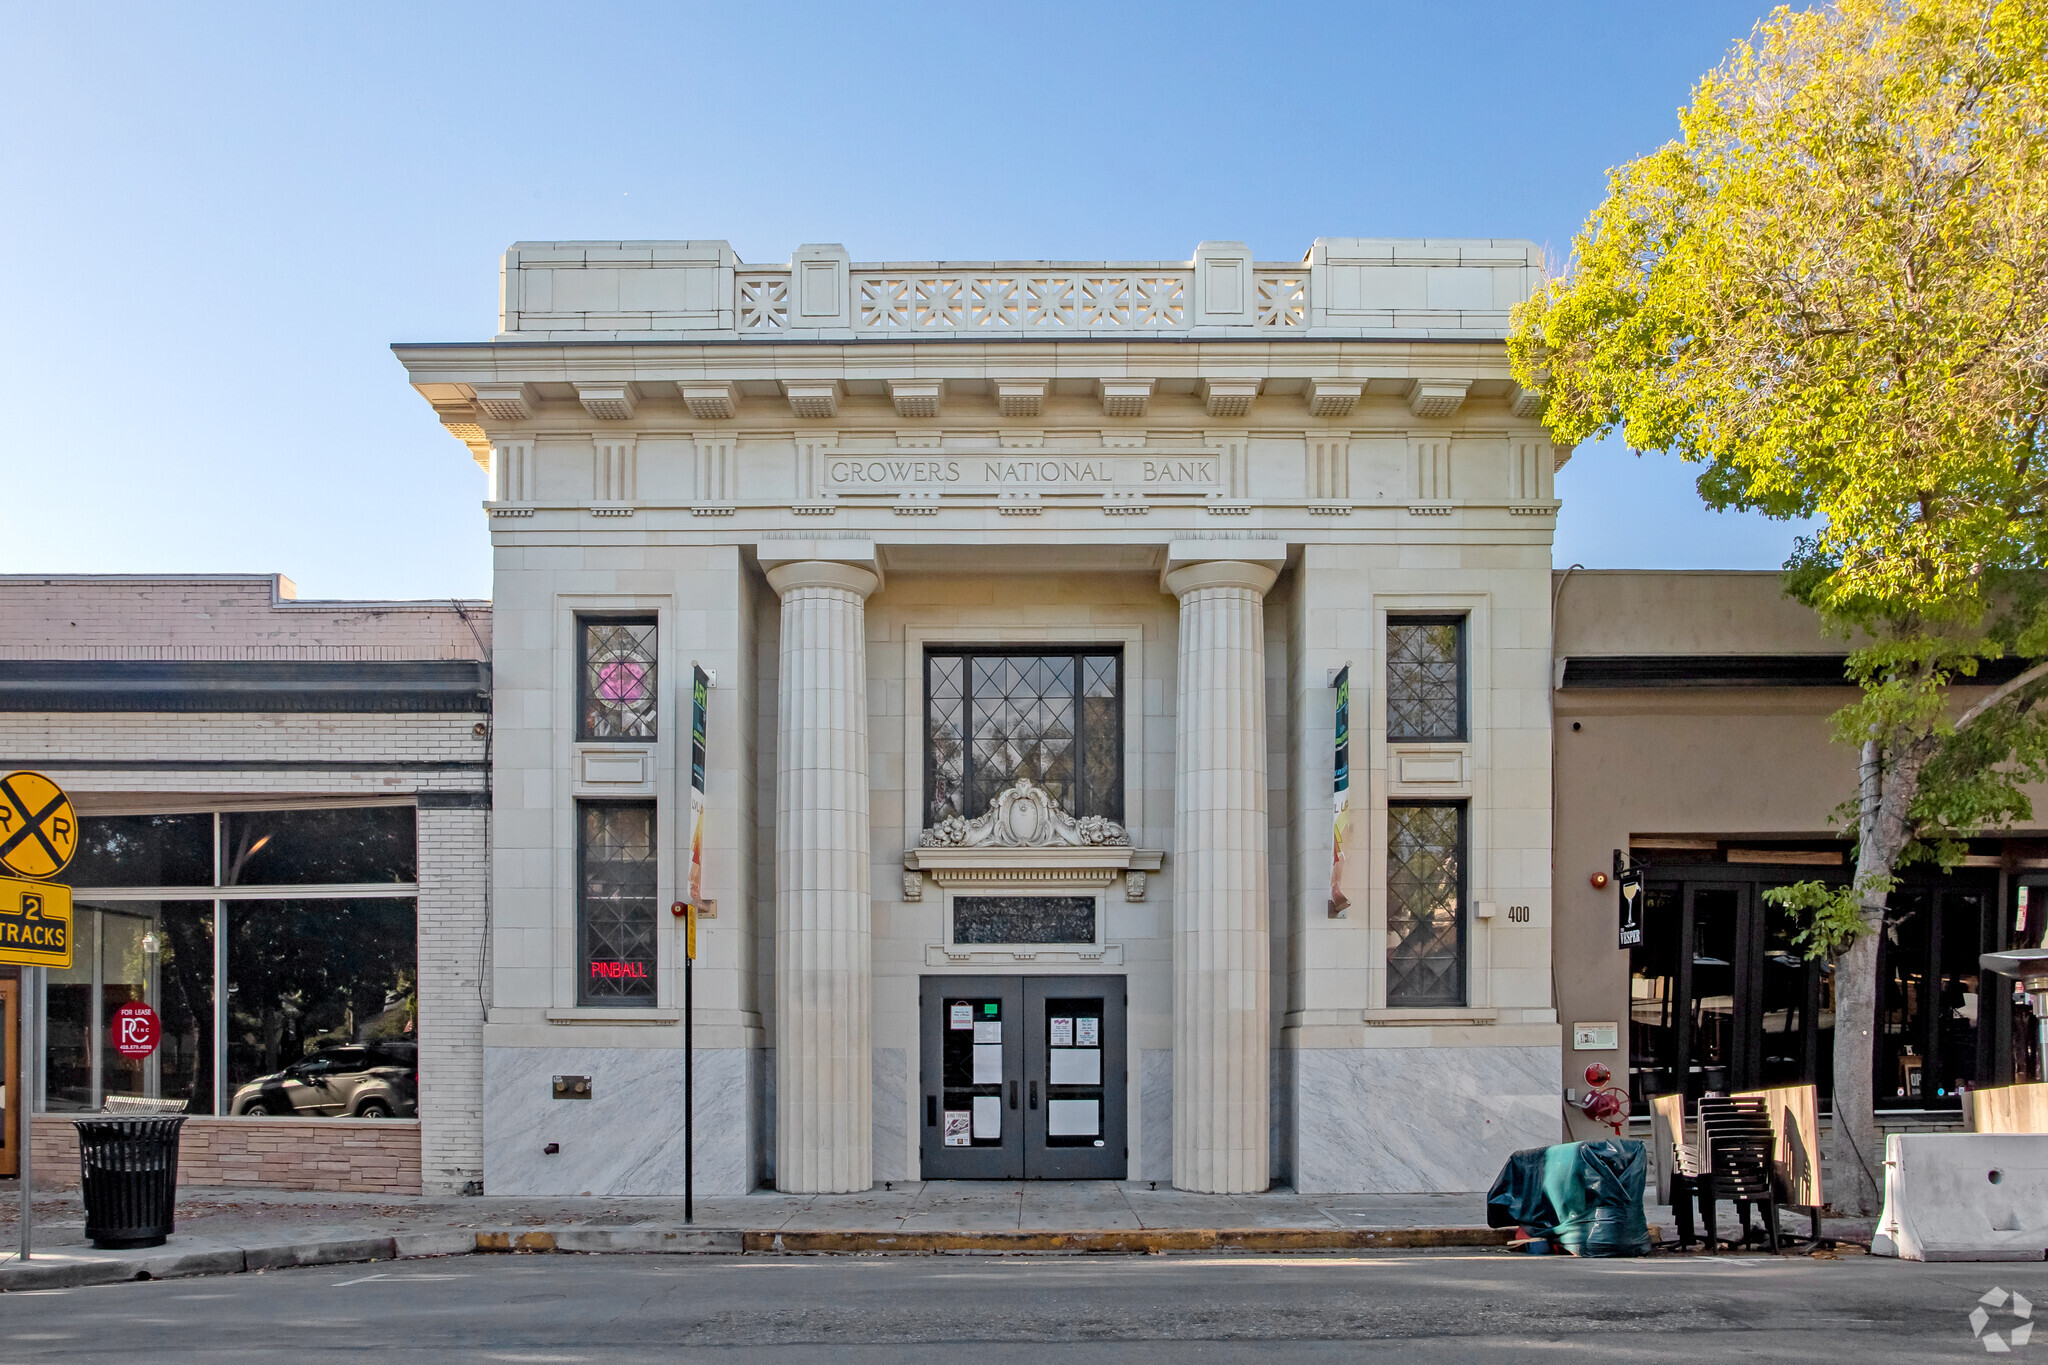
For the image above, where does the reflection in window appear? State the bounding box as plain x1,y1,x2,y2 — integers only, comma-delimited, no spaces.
1387,803,1465,1006
925,650,1122,826
579,803,657,1003
1688,888,1740,1099
44,911,96,1111
581,617,658,740
220,807,416,885
68,815,212,888
225,899,417,1108
1629,885,1682,1112
1386,618,1465,742
41,903,214,1115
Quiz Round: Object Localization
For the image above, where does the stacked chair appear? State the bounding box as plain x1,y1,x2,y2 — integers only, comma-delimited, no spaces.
1657,1092,1787,1253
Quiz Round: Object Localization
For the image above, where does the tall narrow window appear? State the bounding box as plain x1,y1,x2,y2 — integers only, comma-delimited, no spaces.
1386,617,1466,742
925,649,1123,827
580,617,658,740
1387,802,1466,1006
579,802,657,1004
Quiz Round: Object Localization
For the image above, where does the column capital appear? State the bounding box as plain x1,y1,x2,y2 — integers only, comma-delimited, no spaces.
765,559,879,599
759,539,882,597
1161,539,1284,597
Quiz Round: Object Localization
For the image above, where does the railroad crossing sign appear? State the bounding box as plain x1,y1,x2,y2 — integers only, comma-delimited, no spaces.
0,770,77,880
0,770,76,969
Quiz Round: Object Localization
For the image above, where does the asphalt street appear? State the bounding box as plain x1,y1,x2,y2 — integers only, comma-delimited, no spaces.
0,1250,2038,1363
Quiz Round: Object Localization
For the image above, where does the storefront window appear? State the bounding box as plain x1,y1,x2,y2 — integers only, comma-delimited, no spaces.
579,802,657,1004
1386,617,1465,742
45,806,417,1119
1387,802,1465,1006
43,902,214,1114
925,649,1124,826
580,617,658,740
220,807,415,885
43,910,96,1111
226,899,416,1115
68,814,212,887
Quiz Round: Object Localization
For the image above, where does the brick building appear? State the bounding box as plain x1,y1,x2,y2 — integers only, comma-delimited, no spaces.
0,575,489,1194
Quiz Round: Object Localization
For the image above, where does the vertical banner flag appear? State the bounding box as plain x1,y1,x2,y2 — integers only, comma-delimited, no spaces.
689,665,709,926
1617,866,1645,949
1329,666,1351,915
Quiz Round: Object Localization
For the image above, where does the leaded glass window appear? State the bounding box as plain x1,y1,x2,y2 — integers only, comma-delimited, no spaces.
578,802,657,1004
580,617,658,740
1387,802,1465,1006
926,650,1123,826
1386,617,1465,742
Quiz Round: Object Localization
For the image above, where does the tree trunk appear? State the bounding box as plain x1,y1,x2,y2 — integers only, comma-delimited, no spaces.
1832,734,1928,1216
1829,922,1884,1214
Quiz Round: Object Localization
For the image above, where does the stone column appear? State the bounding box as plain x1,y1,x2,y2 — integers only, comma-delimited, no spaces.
766,558,880,1193
1165,556,1279,1193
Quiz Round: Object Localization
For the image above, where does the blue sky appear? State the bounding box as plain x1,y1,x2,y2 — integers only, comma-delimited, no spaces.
2,2,1803,600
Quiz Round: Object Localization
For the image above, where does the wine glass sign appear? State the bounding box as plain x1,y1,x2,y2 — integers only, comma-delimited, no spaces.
1617,867,1644,949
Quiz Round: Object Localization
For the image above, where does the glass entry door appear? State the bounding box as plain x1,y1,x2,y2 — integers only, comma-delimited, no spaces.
919,974,1126,1180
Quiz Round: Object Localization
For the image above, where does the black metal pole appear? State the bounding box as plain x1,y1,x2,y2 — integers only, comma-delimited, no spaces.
684,947,694,1224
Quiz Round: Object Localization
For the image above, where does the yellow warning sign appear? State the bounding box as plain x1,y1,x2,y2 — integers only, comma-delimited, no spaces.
0,770,77,880
0,874,72,968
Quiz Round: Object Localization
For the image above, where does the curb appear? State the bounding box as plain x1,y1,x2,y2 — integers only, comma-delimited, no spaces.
0,1222,1509,1290
740,1227,1513,1254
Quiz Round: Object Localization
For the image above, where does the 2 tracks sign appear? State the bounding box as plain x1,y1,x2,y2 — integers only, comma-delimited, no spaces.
0,770,75,969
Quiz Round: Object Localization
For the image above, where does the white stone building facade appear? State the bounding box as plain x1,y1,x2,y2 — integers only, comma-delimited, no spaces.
395,237,1566,1195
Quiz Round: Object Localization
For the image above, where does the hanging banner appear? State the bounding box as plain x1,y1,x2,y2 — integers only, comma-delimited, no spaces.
1328,666,1351,915
1618,867,1645,949
689,665,709,916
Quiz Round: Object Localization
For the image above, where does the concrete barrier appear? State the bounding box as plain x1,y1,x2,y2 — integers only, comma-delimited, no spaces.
1873,1133,2048,1262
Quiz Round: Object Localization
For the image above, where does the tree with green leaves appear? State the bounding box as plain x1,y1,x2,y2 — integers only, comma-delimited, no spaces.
1511,0,2048,1213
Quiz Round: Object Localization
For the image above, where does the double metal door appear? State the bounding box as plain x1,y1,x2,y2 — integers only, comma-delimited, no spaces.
918,974,1126,1180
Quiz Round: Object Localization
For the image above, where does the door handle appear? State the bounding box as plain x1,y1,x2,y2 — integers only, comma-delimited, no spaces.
926,1095,937,1128
1009,1080,1018,1110
1029,1080,1038,1110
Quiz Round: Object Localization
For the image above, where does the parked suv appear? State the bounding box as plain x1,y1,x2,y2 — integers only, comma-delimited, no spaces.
230,1042,417,1118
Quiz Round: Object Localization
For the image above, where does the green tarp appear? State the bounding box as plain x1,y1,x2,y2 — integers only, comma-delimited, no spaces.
1486,1138,1653,1257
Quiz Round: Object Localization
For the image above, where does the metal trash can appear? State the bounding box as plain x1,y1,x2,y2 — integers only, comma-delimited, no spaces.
73,1116,186,1249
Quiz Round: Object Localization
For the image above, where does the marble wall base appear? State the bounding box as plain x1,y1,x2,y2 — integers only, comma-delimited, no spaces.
1270,1047,1292,1186
1140,1049,1173,1181
1291,1045,1560,1194
872,1047,908,1182
483,1046,756,1196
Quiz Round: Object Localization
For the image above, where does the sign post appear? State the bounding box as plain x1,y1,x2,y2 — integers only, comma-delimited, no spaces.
1328,665,1351,916
684,665,709,1224
0,769,80,1263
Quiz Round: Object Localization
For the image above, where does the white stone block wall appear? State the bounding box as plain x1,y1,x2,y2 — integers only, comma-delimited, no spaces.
417,800,487,1192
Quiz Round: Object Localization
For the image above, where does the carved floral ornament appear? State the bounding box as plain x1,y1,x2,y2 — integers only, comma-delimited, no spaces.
919,778,1130,849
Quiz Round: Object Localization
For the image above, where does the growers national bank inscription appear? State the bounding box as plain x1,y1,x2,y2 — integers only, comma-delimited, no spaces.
826,452,1220,494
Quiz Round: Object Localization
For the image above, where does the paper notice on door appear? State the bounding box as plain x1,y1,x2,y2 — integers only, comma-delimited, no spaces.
1076,1017,1099,1047
1048,1048,1101,1085
1050,1017,1073,1046
950,1003,972,1029
1047,1099,1099,1137
973,1020,1001,1043
972,1094,1001,1139
972,1044,1003,1085
944,1111,971,1146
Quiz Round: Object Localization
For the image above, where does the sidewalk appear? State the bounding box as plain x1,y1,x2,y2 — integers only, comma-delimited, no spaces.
0,1181,1873,1291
